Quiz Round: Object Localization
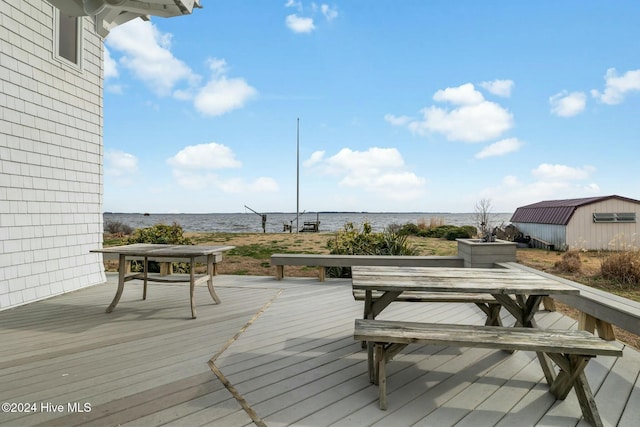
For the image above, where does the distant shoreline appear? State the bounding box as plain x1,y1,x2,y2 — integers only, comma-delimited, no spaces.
104,212,514,234
104,211,512,215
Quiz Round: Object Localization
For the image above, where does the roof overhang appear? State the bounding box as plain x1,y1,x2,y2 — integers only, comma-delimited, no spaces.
46,1,202,37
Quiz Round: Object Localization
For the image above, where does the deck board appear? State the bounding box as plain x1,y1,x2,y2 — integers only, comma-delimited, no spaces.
0,273,638,426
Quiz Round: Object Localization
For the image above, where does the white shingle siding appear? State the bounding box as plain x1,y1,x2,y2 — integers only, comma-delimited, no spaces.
1,0,106,310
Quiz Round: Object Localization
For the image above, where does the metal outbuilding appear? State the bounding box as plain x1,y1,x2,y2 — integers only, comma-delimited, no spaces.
510,195,640,250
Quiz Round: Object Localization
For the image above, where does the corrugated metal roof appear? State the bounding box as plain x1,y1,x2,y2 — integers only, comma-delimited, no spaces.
510,195,640,225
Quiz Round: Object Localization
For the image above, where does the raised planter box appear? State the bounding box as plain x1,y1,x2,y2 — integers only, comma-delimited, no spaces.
457,238,517,268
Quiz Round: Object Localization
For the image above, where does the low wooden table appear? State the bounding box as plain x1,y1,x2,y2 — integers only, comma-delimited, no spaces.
92,244,235,318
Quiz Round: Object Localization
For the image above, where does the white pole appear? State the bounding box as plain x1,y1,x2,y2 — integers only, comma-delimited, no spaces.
296,118,300,233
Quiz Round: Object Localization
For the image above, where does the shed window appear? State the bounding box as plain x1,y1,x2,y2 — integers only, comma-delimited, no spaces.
593,213,636,223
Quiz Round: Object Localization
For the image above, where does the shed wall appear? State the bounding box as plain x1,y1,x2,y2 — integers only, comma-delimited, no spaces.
566,199,640,250
0,0,105,310
512,223,567,250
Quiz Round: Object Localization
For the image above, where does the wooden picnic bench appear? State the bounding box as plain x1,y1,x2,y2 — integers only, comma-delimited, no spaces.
354,318,623,427
270,253,464,281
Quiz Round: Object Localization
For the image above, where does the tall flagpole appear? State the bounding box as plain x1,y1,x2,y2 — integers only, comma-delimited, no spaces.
296,118,300,233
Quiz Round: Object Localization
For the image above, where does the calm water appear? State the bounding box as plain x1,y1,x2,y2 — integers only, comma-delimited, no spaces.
104,212,514,233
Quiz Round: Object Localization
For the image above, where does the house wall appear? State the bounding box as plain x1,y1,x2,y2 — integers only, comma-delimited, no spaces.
566,199,640,250
0,0,105,310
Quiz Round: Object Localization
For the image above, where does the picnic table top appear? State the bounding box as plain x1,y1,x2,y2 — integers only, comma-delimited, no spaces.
351,265,580,296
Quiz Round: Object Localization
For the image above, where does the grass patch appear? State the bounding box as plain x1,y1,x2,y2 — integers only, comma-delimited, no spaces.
228,243,290,259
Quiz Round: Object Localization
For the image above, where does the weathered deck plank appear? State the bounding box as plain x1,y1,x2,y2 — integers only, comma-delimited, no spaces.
0,273,638,427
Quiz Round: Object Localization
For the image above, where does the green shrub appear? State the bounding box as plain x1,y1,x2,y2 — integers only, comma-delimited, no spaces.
417,225,472,240
127,222,193,245
326,222,417,278
126,223,193,273
461,225,478,237
398,222,420,235
444,227,472,241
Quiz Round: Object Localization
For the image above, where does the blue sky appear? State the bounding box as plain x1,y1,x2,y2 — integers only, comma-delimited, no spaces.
102,1,640,214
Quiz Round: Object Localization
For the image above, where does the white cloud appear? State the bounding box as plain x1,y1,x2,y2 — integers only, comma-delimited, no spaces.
105,19,197,96
307,147,427,200
103,47,118,79
478,165,600,211
303,150,325,167
475,138,524,159
284,2,336,33
480,79,514,97
105,150,138,185
591,68,640,105
384,114,411,126
390,83,514,143
532,163,595,181
286,14,315,33
549,90,587,117
433,83,484,105
106,21,256,115
409,102,513,142
285,0,303,11
168,143,277,193
194,59,258,116
321,4,338,21
167,142,242,170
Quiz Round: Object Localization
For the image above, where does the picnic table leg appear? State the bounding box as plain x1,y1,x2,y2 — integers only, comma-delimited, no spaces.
475,303,503,326
362,291,373,349
189,258,197,319
376,344,387,410
492,294,543,328
206,254,221,304
546,354,602,427
142,257,148,300
106,254,126,313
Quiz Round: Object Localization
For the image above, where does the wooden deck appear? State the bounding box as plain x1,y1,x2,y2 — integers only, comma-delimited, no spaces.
1,273,638,426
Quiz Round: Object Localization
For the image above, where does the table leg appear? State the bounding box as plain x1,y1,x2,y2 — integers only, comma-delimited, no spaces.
142,256,148,300
475,303,503,326
493,294,558,382
362,291,373,349
376,344,387,409
206,254,221,304
190,257,197,319
106,254,126,313
492,294,543,328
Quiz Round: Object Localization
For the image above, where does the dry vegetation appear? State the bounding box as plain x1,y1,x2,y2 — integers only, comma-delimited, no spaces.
103,231,640,349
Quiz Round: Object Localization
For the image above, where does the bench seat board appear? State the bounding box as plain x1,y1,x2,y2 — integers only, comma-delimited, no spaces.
352,289,498,304
354,319,622,356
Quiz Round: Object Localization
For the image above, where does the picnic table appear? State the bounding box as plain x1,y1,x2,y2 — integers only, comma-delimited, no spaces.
350,266,623,426
91,243,235,318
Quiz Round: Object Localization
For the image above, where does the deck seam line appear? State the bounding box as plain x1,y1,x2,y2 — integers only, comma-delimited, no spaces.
207,288,284,427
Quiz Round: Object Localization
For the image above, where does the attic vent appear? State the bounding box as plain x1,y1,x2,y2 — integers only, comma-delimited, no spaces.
593,213,636,223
